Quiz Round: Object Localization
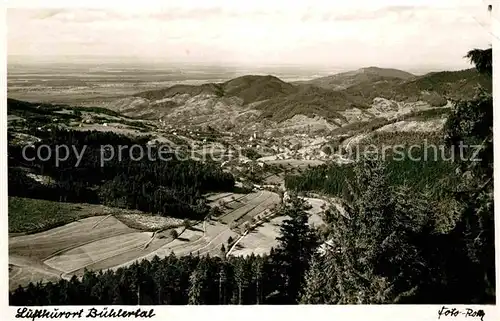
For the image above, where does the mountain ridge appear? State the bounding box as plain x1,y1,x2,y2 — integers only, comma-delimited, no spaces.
295,66,416,90
104,67,490,134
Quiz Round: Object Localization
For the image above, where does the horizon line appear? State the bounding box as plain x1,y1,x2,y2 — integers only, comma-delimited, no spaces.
7,55,472,73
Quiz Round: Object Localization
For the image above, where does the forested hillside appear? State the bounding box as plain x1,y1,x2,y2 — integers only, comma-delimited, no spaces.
296,66,415,90
111,66,489,126
346,68,491,107
8,129,234,220
299,48,494,304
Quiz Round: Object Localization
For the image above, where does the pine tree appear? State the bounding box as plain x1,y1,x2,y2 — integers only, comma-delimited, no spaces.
232,258,245,304
440,47,495,303
188,268,203,305
218,263,228,304
252,258,264,304
304,159,408,304
274,195,319,303
300,254,330,304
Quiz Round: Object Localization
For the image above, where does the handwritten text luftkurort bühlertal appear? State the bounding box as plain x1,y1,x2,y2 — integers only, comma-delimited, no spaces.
15,307,156,320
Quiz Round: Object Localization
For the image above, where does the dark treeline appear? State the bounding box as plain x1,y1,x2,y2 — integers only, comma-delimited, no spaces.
10,254,273,305
285,149,458,200
8,129,234,219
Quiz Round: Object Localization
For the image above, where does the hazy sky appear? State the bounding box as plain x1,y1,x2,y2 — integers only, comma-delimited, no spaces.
7,0,494,70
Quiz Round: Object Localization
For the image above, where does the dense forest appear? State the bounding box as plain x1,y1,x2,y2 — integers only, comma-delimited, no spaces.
8,129,234,219
285,146,460,201
9,48,494,305
300,48,494,304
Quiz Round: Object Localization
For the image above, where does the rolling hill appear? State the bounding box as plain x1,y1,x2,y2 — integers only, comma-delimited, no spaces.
345,68,491,106
296,67,415,90
103,67,490,134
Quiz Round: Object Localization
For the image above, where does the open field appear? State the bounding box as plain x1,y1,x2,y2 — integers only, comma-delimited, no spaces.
231,216,286,256
156,220,236,257
110,219,238,270
9,215,141,290
231,197,326,257
9,190,283,288
9,216,134,260
75,236,172,274
44,231,155,274
303,197,328,227
218,191,280,225
9,152,332,290
9,215,181,288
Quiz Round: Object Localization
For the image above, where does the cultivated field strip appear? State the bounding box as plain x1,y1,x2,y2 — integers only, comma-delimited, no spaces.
69,233,180,276
44,232,154,273
108,222,208,270
219,191,270,224
193,227,237,257
109,221,238,270
234,192,280,225
9,216,134,260
9,265,60,291
9,255,64,291
209,192,256,209
153,221,234,257
112,191,281,263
